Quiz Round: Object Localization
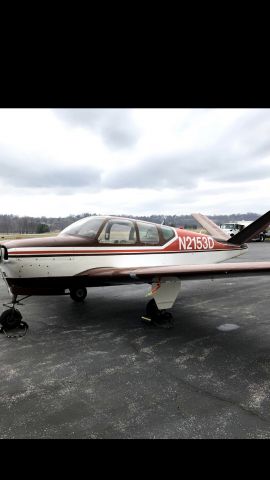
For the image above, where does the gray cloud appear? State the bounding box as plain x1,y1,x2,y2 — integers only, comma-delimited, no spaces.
2,108,270,197
1,109,270,217
222,110,270,159
102,110,270,190
53,109,139,149
102,153,205,190
102,150,270,190
0,151,101,190
214,162,270,184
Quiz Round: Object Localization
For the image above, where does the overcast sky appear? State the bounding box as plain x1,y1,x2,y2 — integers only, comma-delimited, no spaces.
0,108,269,217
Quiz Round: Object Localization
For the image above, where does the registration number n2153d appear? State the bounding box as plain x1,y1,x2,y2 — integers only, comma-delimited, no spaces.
179,235,214,250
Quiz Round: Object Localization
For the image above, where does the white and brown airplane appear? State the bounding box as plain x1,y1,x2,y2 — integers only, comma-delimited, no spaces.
1,211,270,331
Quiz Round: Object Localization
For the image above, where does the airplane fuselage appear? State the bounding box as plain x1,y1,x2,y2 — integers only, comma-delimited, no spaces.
0,216,246,297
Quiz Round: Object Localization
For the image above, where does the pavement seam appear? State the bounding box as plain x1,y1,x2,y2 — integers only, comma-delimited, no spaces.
161,368,270,426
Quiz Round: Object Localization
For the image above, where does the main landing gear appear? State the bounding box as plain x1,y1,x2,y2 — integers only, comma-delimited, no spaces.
0,295,29,338
69,287,87,302
141,299,174,329
141,278,181,329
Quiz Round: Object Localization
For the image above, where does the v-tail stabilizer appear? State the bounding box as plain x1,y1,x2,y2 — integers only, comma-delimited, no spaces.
227,210,270,245
191,213,230,241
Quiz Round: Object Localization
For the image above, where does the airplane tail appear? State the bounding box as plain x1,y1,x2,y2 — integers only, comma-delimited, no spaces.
227,210,270,245
192,210,270,245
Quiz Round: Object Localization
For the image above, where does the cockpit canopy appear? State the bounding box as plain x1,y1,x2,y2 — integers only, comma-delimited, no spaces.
60,216,176,246
60,216,106,239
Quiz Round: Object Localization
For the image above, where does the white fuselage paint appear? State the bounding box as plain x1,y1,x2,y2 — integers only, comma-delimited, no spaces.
1,245,246,279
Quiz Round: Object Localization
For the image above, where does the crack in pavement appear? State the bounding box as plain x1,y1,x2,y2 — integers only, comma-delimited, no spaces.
157,365,270,426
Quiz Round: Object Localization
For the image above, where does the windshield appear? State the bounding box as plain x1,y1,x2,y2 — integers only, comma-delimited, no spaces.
60,216,106,238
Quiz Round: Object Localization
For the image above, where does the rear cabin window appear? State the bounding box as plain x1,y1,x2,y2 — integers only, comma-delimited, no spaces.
137,222,159,245
98,220,137,244
160,225,175,242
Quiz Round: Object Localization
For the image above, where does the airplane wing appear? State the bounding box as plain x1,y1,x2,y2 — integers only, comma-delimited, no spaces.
78,262,270,284
191,213,230,241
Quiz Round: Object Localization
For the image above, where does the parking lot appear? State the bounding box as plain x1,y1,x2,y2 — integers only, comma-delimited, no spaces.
1,242,270,438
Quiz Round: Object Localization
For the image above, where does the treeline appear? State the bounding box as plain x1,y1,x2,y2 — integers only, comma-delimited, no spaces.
0,212,261,234
137,212,260,229
0,214,90,234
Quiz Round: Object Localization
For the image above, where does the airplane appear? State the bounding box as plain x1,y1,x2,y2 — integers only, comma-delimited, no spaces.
0,210,270,333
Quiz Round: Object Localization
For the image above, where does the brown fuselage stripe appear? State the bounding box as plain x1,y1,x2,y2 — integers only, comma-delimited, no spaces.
7,248,242,258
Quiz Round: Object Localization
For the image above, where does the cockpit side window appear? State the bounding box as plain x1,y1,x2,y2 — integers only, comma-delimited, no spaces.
137,222,159,245
160,225,175,242
98,220,137,244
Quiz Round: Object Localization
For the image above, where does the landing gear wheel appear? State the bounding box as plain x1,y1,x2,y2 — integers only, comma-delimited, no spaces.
142,299,174,329
152,310,174,329
70,287,87,302
146,298,159,318
0,308,22,330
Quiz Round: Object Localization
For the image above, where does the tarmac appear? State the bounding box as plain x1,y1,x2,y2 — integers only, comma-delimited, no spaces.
1,241,270,438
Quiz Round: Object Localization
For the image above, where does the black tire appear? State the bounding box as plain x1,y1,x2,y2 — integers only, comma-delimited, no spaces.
260,234,265,242
70,287,87,302
146,299,159,318
146,298,172,318
0,309,22,330
145,300,173,328
160,311,173,321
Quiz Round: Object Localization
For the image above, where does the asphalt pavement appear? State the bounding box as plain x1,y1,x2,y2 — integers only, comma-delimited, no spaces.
1,241,270,438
